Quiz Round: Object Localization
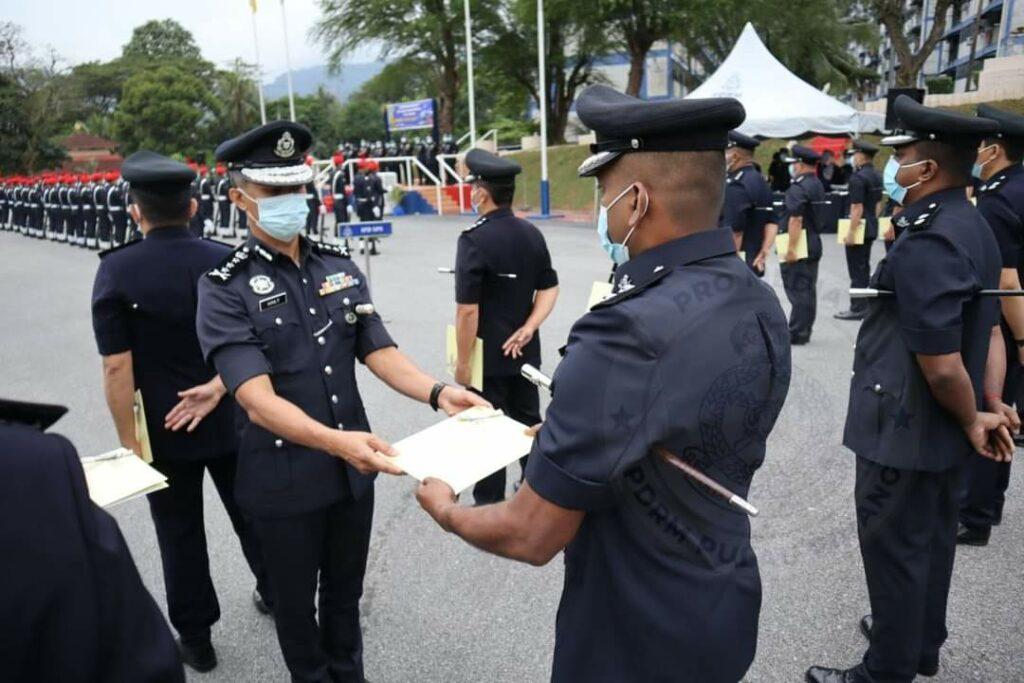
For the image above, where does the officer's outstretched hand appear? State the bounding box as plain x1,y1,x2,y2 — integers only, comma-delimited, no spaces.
502,325,536,359
165,377,228,433
438,386,492,416
327,430,404,475
416,478,458,530
965,412,1015,463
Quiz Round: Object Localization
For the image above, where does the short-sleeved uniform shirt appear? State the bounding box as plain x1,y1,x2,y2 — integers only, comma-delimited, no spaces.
524,229,791,683
782,172,826,259
720,164,778,263
91,227,239,462
844,187,1001,472
847,163,883,240
455,207,558,377
196,235,395,518
976,164,1024,272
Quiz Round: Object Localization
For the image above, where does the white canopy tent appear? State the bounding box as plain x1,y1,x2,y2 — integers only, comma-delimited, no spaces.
686,23,885,138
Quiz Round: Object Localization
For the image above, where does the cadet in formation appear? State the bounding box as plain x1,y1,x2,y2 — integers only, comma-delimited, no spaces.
721,130,778,277
454,147,559,504
417,84,792,683
807,95,1014,683
957,103,1024,547
780,145,826,345
834,140,884,321
91,150,270,673
196,121,487,683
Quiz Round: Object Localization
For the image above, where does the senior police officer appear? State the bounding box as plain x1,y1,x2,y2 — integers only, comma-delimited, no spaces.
417,85,792,683
806,96,1013,683
91,151,270,673
455,148,560,504
957,103,1024,546
780,145,827,345
196,121,487,683
835,140,884,321
0,398,185,683
721,130,778,276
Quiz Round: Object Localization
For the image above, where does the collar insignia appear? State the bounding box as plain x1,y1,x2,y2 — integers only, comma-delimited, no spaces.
616,274,635,293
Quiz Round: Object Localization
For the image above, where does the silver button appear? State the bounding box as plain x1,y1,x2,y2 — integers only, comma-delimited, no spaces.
343,297,350,305
851,371,855,377
308,307,316,315
331,394,339,404
131,303,139,310
873,383,882,393
274,439,283,448
324,365,333,375
275,317,282,325
302,278,308,284
318,336,326,345
337,423,344,429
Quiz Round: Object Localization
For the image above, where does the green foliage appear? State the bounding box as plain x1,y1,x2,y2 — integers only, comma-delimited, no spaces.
122,19,204,64
113,65,218,157
210,58,262,140
926,75,954,94
339,99,386,143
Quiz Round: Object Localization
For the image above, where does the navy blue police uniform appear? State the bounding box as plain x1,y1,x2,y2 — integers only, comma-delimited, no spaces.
456,147,559,504
91,151,269,663
0,399,185,683
197,122,396,683
331,164,350,226
840,140,883,317
525,84,792,683
721,131,778,277
958,104,1024,541
808,95,1002,683
780,145,826,344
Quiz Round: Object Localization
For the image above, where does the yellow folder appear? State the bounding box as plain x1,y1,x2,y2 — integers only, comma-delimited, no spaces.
836,218,865,245
133,390,154,464
775,231,808,260
446,324,483,391
82,448,168,508
587,281,614,309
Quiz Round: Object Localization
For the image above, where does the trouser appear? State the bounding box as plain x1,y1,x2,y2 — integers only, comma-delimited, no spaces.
780,257,819,340
960,323,1017,530
473,375,541,505
217,201,232,236
112,215,127,245
845,240,874,312
253,490,374,683
147,453,269,645
84,210,97,247
855,457,960,683
97,214,112,246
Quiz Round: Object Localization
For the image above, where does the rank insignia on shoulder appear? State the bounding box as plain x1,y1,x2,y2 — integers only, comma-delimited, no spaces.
98,240,140,259
206,245,250,284
313,241,351,259
894,214,911,229
794,175,804,184
980,179,1003,194
465,215,489,232
319,271,360,297
909,202,940,232
615,274,636,294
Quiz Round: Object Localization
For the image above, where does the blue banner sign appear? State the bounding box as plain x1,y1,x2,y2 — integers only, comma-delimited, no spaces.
385,99,435,132
339,222,393,239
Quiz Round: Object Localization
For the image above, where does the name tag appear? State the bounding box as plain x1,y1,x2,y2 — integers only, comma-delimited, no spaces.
259,293,288,311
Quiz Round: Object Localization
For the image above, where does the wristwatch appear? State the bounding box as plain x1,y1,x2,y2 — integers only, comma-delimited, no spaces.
429,382,448,412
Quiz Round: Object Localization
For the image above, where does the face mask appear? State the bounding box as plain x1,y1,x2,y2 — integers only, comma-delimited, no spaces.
883,157,927,206
788,163,798,178
972,144,998,179
597,183,642,265
470,186,483,213
241,190,309,240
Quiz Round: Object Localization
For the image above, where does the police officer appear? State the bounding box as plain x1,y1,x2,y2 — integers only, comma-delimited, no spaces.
188,165,204,238
198,165,215,236
215,164,233,238
304,174,322,239
418,84,791,683
721,130,778,277
806,96,1012,683
352,161,374,221
107,175,127,246
780,145,826,345
83,173,98,249
835,140,884,321
94,171,112,250
91,151,270,673
0,398,185,683
454,148,559,504
957,103,1024,547
330,152,350,229
196,121,486,683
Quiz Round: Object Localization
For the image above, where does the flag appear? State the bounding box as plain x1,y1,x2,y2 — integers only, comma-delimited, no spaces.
249,0,257,12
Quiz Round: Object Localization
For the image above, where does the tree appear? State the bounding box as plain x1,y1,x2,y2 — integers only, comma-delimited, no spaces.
213,58,262,138
313,0,465,134
266,87,347,154
339,99,387,142
113,65,218,157
122,19,204,64
867,0,953,87
597,0,690,97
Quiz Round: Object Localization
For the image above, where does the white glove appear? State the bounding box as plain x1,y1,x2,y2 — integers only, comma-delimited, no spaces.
372,206,381,219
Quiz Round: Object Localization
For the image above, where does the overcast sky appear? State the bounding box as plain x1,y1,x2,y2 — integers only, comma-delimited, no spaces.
6,0,381,81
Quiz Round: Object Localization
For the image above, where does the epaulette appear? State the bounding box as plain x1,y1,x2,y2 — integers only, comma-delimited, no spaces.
98,239,141,259
909,201,941,232
591,265,673,311
205,244,250,284
203,237,235,248
312,240,351,258
794,175,805,184
464,215,489,232
979,178,1004,194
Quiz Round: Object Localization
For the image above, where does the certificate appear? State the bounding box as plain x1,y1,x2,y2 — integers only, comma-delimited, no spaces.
446,324,483,391
81,448,168,508
775,231,808,260
587,280,614,309
836,218,865,245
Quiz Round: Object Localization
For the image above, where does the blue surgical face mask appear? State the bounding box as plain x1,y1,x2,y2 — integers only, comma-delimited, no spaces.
882,157,927,206
972,143,998,179
788,163,798,178
597,183,642,265
241,190,309,240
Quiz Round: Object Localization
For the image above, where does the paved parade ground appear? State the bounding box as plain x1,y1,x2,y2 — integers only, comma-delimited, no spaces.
2,216,1022,682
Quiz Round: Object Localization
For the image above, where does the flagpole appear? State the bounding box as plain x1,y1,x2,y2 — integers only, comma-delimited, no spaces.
279,0,296,122
464,0,476,148
250,2,267,124
536,0,551,216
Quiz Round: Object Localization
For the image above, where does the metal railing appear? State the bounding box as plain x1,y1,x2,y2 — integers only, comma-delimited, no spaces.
340,156,445,215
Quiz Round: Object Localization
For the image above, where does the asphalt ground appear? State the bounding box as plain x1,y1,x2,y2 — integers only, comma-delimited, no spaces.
1,216,1021,682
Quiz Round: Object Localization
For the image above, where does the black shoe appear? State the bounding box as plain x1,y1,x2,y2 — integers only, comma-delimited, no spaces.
805,665,862,683
253,589,273,616
859,614,872,640
177,638,217,673
858,615,939,676
956,523,990,546
790,334,811,346
834,309,865,321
